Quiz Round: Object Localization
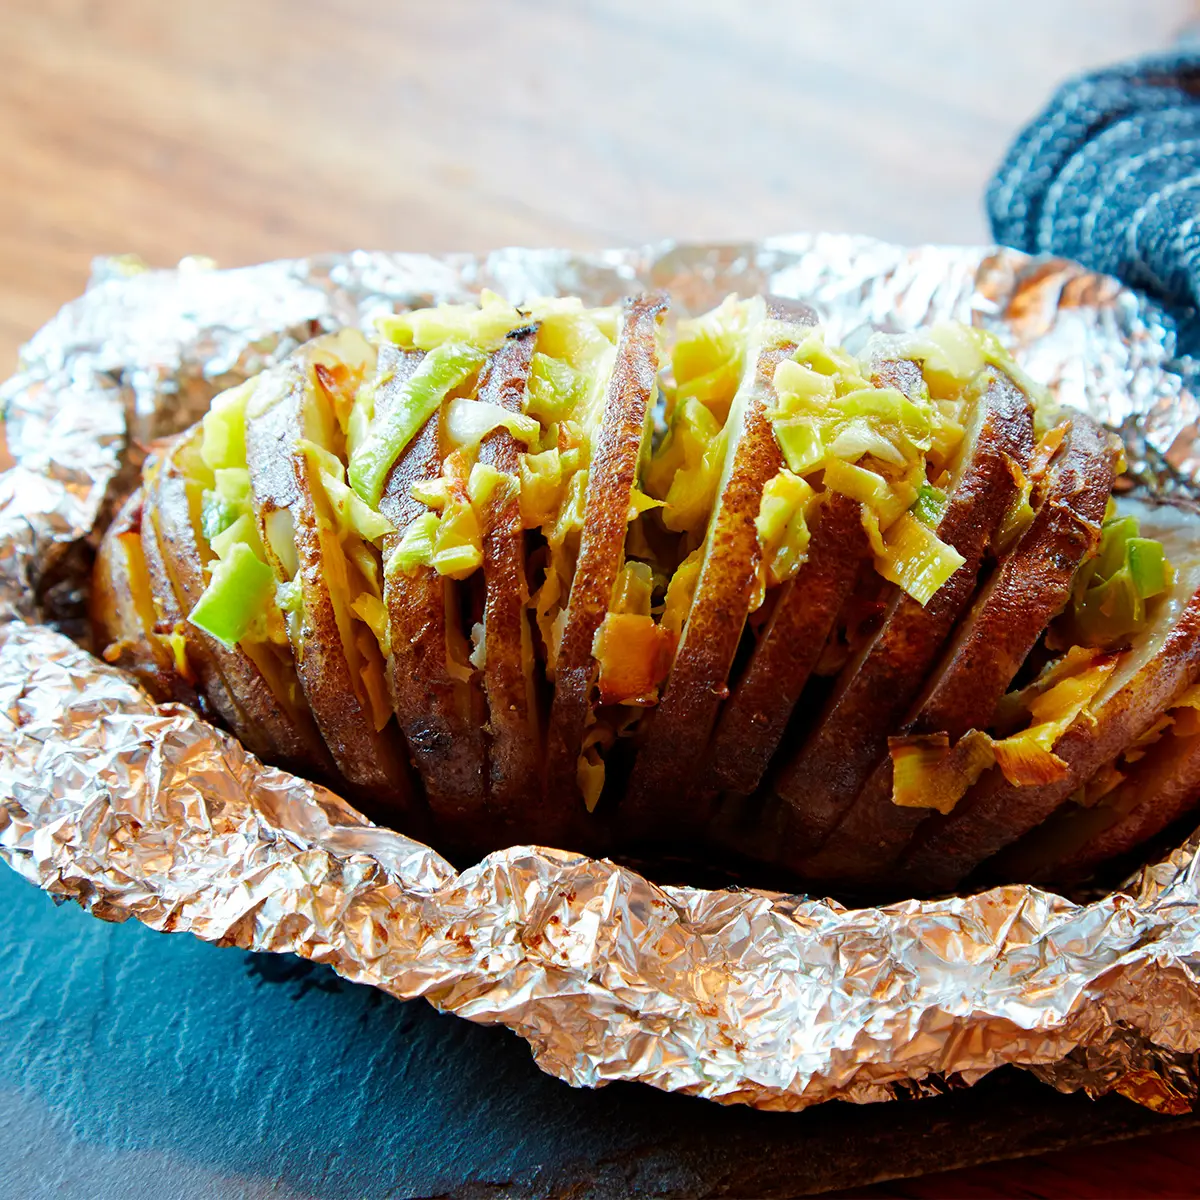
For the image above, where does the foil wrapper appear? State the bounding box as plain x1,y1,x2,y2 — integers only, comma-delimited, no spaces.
4,234,1200,1113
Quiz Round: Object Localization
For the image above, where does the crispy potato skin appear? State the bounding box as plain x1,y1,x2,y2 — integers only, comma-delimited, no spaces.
376,345,487,837
802,414,1118,885
900,586,1200,893
246,355,416,812
623,301,818,830
543,292,667,814
770,369,1036,862
475,329,545,833
1002,727,1200,885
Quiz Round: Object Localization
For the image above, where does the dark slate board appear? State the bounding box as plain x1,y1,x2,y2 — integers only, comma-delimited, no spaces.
0,863,1193,1200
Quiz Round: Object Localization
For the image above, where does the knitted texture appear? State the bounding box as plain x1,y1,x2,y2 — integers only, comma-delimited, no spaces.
988,51,1200,374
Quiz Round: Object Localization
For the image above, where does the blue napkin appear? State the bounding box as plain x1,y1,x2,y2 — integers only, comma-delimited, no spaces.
988,50,1200,377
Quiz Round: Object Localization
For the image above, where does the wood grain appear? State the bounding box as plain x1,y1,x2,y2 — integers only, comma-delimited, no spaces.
0,0,1195,373
4,2,1200,1197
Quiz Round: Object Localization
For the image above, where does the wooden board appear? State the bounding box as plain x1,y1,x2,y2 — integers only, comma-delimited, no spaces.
0,0,1192,371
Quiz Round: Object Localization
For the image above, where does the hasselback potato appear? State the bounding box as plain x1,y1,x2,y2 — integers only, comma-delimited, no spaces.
91,291,1200,895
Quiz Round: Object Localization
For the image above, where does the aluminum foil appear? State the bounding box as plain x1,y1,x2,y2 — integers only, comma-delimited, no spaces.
4,233,1200,1113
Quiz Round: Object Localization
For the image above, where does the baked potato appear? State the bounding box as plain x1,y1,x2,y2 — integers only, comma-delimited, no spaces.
91,291,1200,895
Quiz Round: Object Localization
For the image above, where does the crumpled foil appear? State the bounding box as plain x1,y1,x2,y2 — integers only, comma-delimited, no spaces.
4,233,1200,1114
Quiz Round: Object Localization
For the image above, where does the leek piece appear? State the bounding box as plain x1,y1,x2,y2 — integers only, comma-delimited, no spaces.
200,380,252,472
1128,536,1169,599
349,342,486,508
210,512,263,561
911,483,949,529
445,398,539,450
826,418,907,467
773,359,836,408
773,419,825,476
890,730,996,814
389,512,440,576
300,440,396,545
200,494,240,543
874,512,966,606
1096,515,1139,580
662,548,703,638
377,290,526,350
187,542,276,649
518,448,566,529
466,461,512,510
822,458,891,510
612,561,655,617
1064,511,1173,646
431,542,483,579
525,353,585,423
645,397,726,535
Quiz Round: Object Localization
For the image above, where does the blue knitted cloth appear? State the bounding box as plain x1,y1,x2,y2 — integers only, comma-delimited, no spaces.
988,50,1200,374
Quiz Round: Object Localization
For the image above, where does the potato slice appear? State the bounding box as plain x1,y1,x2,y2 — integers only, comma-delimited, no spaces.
770,367,1036,860
245,335,418,813
997,705,1200,885
474,328,544,828
710,359,924,802
621,299,817,831
374,342,488,839
801,413,1119,885
543,292,668,815
91,489,200,707
900,497,1200,893
708,490,867,798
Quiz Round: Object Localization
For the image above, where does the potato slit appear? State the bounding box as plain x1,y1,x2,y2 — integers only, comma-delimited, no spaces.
769,368,1036,863
802,413,1119,887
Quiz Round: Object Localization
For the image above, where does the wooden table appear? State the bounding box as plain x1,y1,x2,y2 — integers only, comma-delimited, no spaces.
4,2,1200,1196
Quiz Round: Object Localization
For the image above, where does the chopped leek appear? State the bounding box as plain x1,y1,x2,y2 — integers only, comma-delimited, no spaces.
348,342,486,508
210,512,263,562
773,358,836,406
990,654,1118,786
644,397,725,535
445,398,539,450
200,380,253,472
890,730,996,814
662,549,703,638
519,448,567,529
466,461,513,510
187,542,276,649
911,483,948,529
672,294,750,419
525,352,585,423
389,512,440,576
300,440,395,545
611,560,655,617
1062,508,1174,647
874,512,966,606
772,419,825,475
378,289,528,350
822,458,892,510
1128,537,1169,599
756,469,814,585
